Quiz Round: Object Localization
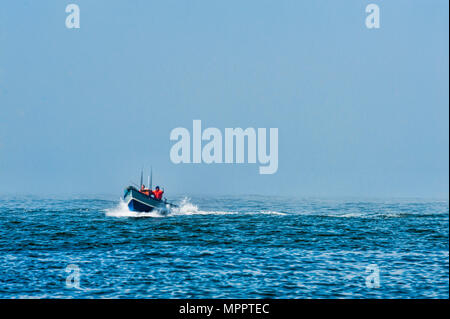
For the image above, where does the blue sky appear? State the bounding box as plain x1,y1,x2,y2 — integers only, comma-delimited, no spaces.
0,1,448,198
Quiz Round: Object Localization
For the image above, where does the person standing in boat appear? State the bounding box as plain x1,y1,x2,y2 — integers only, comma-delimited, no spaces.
140,184,150,196
152,186,164,200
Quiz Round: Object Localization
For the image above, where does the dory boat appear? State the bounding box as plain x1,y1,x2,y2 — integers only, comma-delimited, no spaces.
123,168,177,213
123,186,176,212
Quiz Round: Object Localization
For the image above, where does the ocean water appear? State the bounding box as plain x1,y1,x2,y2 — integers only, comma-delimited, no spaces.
0,195,448,299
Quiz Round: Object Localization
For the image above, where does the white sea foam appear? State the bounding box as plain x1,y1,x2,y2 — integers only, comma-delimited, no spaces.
255,210,287,216
335,212,366,218
105,198,236,218
169,197,238,216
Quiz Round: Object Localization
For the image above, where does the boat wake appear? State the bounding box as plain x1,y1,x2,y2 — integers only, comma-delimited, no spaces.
170,198,238,216
104,198,236,218
105,198,286,218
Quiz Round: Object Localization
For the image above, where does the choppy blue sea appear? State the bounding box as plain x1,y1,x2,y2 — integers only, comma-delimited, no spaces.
0,195,448,298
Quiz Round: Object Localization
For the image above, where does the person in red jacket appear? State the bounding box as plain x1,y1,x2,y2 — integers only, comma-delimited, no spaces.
140,184,150,196
152,186,164,200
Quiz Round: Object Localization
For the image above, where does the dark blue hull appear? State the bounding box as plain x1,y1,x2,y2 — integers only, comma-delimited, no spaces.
127,198,155,212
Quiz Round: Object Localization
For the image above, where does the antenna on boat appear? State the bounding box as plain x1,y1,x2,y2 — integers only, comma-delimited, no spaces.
150,166,153,190
140,168,144,187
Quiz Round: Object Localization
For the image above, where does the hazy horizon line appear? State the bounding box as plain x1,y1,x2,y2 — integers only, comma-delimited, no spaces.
0,192,448,202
